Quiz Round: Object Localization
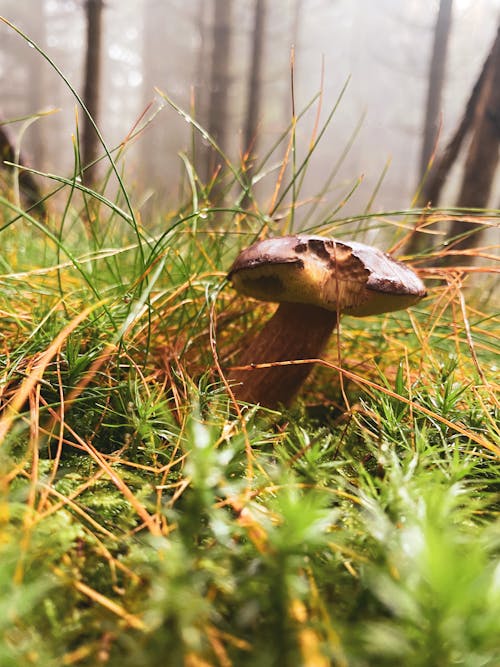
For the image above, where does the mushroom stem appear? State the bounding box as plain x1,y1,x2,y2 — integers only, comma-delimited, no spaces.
229,302,338,408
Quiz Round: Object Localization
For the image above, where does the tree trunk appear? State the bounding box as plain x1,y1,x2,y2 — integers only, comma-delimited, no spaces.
26,0,47,171
205,0,233,200
0,123,45,214
405,19,497,256
243,0,267,165
419,49,492,207
241,0,267,207
448,23,500,259
81,0,104,187
419,0,453,181
276,0,303,216
191,0,210,178
406,0,453,254
194,0,210,118
141,0,166,189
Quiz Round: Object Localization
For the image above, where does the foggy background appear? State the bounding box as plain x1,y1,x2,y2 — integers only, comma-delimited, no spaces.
1,0,499,225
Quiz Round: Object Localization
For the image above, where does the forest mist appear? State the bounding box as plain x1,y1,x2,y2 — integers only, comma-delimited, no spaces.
1,0,499,231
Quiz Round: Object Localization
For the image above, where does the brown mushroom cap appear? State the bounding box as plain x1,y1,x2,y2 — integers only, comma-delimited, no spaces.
228,235,426,316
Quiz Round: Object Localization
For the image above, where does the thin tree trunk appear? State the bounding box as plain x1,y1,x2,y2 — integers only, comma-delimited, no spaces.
192,0,210,176
242,0,267,206
420,46,493,207
194,0,209,114
27,0,47,171
243,0,267,159
405,20,496,255
419,0,453,181
205,0,233,200
81,0,104,187
448,23,500,260
406,0,453,254
277,0,303,215
0,123,45,214
141,0,164,188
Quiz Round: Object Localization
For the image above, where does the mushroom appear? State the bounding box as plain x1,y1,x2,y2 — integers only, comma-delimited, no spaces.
227,234,426,408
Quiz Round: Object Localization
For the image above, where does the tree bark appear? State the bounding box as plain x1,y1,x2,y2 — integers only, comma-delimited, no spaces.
243,0,267,161
276,0,303,215
419,0,453,181
405,19,498,256
205,0,233,200
0,122,45,214
420,44,493,208
406,0,453,254
81,0,104,187
448,23,500,259
26,0,47,171
194,0,210,118
141,0,166,188
190,0,210,179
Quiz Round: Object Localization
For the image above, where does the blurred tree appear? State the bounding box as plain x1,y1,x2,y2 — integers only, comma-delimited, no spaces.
194,0,210,120
190,0,210,185
448,22,500,260
417,49,492,209
81,0,104,186
407,0,453,254
141,0,167,188
408,18,500,259
0,121,45,213
205,0,234,201
242,0,267,206
419,0,453,183
140,1,201,208
24,0,47,170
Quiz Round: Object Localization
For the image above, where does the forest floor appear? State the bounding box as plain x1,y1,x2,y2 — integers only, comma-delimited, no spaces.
0,173,498,666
